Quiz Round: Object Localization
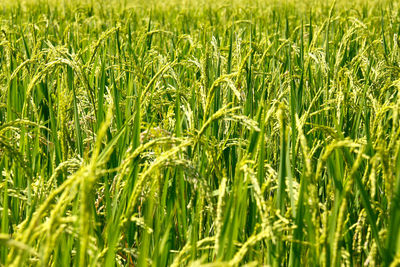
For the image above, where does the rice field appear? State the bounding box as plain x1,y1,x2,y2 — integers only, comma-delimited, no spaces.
1,0,400,266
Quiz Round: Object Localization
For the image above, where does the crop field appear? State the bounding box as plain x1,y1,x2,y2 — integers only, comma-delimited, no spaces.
1,0,400,266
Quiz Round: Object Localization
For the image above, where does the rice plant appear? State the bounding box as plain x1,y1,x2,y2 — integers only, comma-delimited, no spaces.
1,0,400,266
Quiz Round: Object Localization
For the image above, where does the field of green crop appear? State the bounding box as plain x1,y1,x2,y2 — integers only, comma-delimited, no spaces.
1,0,400,266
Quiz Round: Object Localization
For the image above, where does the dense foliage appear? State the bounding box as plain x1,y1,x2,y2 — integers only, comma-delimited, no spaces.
1,0,400,266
